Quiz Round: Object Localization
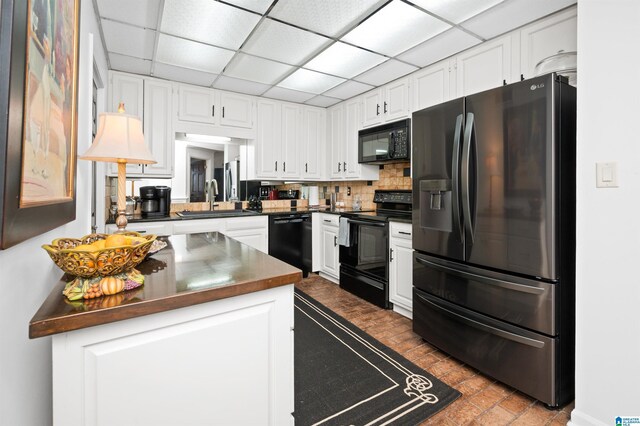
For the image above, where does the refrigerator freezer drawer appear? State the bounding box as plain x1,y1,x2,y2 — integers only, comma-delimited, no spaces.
413,289,562,406
413,252,556,335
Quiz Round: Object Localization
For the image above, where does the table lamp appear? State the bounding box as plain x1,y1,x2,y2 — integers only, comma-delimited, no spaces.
79,103,156,232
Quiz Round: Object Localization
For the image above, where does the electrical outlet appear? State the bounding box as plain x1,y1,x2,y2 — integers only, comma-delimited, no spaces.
347,187,351,196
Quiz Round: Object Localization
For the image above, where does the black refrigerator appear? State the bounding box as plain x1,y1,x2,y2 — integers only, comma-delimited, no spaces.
411,73,576,408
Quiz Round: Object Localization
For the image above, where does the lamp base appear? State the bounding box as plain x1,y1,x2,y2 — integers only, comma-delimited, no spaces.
115,210,128,233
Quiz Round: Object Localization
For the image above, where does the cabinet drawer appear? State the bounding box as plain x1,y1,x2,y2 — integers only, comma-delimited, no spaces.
226,216,268,231
390,222,412,240
172,218,225,235
319,214,339,227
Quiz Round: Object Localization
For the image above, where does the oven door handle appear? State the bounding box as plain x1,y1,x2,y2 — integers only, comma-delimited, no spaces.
346,219,386,227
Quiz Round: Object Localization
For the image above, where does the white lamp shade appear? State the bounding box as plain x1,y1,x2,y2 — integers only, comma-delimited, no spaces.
80,112,156,164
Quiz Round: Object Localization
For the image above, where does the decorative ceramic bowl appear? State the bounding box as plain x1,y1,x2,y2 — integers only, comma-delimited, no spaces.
42,232,156,278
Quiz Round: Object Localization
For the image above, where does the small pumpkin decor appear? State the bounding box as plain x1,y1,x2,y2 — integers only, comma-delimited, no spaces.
62,269,145,302
100,276,125,295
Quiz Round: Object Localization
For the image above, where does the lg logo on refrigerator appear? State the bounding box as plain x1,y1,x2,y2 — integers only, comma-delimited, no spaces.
530,83,545,90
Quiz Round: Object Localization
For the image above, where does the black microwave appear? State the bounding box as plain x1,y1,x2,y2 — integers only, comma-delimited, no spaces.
358,118,410,164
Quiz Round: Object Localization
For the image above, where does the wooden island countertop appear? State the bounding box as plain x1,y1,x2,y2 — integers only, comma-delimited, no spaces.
29,232,302,339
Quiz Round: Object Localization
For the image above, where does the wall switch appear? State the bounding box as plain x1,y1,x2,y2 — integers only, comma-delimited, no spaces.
347,186,351,196
596,162,618,188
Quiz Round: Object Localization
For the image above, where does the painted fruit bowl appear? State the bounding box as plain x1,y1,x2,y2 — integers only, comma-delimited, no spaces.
42,232,156,278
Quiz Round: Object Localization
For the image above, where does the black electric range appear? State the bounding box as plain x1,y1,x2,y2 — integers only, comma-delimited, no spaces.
338,190,412,308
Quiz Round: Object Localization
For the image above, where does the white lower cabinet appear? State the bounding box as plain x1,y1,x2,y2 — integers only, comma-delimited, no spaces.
52,285,294,426
389,221,413,318
224,216,268,253
319,213,339,281
106,221,173,236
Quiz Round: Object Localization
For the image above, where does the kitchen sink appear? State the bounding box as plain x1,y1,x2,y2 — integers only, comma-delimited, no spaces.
176,210,259,219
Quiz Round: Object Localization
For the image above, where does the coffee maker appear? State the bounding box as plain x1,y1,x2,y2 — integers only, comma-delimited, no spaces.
140,185,171,217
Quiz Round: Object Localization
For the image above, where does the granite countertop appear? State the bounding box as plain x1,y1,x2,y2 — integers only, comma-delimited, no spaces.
29,233,302,338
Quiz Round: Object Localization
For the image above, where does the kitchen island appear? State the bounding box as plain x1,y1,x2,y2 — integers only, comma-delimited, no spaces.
30,232,301,425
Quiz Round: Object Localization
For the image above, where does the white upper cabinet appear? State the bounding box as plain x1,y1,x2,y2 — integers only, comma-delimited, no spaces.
110,72,143,120
328,102,344,179
300,107,326,180
362,78,410,128
455,34,519,97
178,85,217,124
411,59,454,112
519,7,577,80
280,103,301,179
344,98,362,178
142,79,174,177
219,91,255,129
255,99,281,179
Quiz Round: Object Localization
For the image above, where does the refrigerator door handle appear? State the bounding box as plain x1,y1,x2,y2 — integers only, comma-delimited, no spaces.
452,114,464,240
461,112,475,244
414,291,545,348
414,255,545,295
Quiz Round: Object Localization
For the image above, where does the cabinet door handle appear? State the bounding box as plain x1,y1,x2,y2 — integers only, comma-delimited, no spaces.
343,162,346,171
212,105,215,117
283,162,286,172
384,101,388,114
222,106,225,118
305,163,308,173
338,162,341,172
376,104,380,116
323,219,332,223
399,231,411,235
275,161,278,171
389,248,394,262
334,236,337,247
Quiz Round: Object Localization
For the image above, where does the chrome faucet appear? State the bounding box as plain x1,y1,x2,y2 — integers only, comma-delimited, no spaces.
208,179,219,211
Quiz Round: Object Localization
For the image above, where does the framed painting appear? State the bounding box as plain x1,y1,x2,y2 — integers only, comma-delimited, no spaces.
0,0,80,249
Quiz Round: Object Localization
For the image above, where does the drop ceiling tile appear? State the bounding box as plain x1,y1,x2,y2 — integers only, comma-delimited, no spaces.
461,0,576,39
354,59,418,86
224,53,294,85
153,62,218,87
224,0,274,14
323,80,374,99
214,76,271,96
411,0,505,24
263,87,316,103
278,69,346,94
101,20,156,59
109,53,152,75
341,0,451,56
156,34,235,74
305,42,387,79
97,0,160,29
305,95,342,108
269,0,388,37
398,27,481,67
161,0,261,50
242,19,332,65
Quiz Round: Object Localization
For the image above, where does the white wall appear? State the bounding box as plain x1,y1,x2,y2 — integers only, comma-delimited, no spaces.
0,1,107,424
571,1,640,425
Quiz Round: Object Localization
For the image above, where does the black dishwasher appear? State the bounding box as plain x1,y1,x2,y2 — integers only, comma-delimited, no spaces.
268,213,312,278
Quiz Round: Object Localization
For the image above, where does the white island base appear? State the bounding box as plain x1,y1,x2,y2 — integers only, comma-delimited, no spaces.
52,285,294,426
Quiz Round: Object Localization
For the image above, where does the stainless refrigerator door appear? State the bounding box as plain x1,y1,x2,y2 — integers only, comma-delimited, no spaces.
412,98,465,260
463,74,557,280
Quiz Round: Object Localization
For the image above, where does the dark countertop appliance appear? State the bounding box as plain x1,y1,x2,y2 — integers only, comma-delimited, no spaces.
411,73,576,407
338,190,412,308
278,189,299,200
140,185,171,218
268,213,311,278
358,119,410,164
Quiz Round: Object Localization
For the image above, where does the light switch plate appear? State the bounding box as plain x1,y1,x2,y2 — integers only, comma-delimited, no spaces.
596,162,618,188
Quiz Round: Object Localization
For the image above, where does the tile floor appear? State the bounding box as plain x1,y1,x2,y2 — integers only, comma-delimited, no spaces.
296,274,574,426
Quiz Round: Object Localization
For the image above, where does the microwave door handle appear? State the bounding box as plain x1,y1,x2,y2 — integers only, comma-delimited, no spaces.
388,132,396,158
452,114,464,241
461,113,475,244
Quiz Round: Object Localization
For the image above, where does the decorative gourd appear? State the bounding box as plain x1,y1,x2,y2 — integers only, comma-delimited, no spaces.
99,276,125,295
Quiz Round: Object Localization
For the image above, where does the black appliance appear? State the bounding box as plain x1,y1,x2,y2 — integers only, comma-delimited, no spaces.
358,119,410,164
269,213,312,277
339,190,412,308
140,185,171,217
259,186,272,200
241,181,261,201
278,189,299,200
411,73,576,407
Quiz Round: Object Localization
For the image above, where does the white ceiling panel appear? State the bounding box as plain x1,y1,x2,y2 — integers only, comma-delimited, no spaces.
153,62,218,87
263,87,316,103
305,95,342,108
213,75,272,96
398,27,481,67
161,0,261,50
224,0,274,14
278,69,346,94
411,0,505,24
461,0,576,39
304,42,387,79
97,0,160,29
342,0,451,56
156,34,235,74
354,59,418,86
101,20,156,59
224,53,294,84
109,53,152,75
242,19,332,65
323,80,374,99
269,0,388,37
